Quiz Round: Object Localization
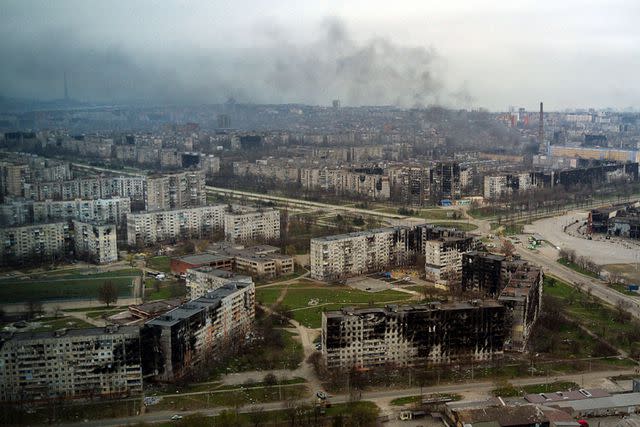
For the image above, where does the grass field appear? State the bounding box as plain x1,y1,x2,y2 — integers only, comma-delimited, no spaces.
544,276,640,354
0,269,141,303
492,381,580,397
430,221,478,231
257,282,414,328
557,258,599,278
27,316,95,332
147,256,171,273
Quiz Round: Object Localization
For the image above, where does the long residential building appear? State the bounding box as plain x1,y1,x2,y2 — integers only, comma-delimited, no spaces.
0,326,142,402
310,224,469,281
223,207,280,243
0,197,131,227
126,204,226,246
145,170,206,211
23,176,147,205
141,281,255,382
322,301,507,369
0,221,69,265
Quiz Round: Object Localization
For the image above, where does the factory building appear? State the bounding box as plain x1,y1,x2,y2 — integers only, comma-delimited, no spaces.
589,203,640,239
141,282,255,382
322,301,507,369
0,326,142,403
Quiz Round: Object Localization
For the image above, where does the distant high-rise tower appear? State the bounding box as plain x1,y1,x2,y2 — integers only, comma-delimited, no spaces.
538,102,545,154
64,71,69,101
332,99,341,109
217,114,231,129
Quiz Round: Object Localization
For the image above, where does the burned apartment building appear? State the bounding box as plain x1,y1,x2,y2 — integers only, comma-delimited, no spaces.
186,266,253,299
462,251,543,351
431,161,461,203
310,224,470,281
424,236,476,283
141,281,255,382
498,262,543,351
589,203,640,239
0,326,142,403
321,301,507,369
461,251,508,297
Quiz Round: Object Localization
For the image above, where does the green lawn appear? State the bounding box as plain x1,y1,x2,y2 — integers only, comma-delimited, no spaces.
492,381,580,397
28,316,95,332
420,209,459,220
0,273,138,303
557,258,600,279
147,256,171,273
544,276,640,353
430,221,478,231
144,278,185,301
257,282,413,328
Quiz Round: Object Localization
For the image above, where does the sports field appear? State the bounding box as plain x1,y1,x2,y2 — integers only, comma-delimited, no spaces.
0,269,141,303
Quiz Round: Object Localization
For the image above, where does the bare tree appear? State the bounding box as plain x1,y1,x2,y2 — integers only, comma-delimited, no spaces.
98,280,118,307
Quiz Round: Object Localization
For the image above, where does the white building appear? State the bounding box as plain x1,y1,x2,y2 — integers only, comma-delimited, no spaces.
72,220,118,264
0,222,68,265
424,237,474,282
186,266,253,299
223,207,280,243
126,204,226,246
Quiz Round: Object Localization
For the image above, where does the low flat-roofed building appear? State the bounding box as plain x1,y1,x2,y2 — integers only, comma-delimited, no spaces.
170,252,234,274
186,266,252,299
128,298,184,319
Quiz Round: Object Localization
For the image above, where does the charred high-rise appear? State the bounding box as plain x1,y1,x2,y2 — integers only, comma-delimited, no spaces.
322,301,507,369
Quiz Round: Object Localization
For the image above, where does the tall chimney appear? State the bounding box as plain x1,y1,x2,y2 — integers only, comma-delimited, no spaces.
538,102,545,154
64,71,69,101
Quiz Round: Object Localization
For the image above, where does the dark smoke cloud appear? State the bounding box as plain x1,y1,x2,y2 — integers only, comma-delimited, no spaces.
0,18,455,107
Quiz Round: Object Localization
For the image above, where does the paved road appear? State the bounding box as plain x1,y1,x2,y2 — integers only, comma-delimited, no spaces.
515,244,640,320
526,212,640,265
57,369,636,427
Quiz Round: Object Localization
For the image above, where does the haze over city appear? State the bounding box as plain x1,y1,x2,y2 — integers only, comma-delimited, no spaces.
2,0,640,110
2,2,640,426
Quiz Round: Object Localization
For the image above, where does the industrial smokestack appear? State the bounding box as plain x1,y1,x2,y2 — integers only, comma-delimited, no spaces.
64,71,69,101
538,101,545,154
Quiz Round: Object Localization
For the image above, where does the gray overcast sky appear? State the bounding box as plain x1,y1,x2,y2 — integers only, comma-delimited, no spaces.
1,0,639,111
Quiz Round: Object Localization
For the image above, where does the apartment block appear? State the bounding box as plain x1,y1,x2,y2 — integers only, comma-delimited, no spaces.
424,236,475,282
0,325,142,402
186,267,252,299
72,220,118,264
223,207,280,243
498,262,543,351
310,224,468,281
461,251,508,297
141,282,255,382
24,176,146,205
322,301,507,369
126,204,226,246
145,170,206,211
0,221,69,265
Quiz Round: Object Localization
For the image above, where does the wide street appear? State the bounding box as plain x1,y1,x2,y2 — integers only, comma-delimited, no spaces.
57,368,636,427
